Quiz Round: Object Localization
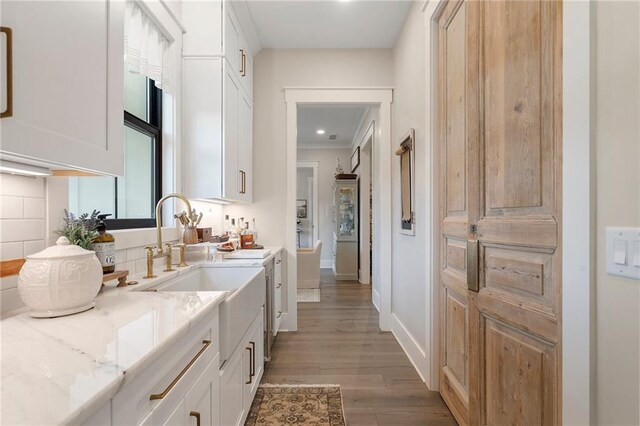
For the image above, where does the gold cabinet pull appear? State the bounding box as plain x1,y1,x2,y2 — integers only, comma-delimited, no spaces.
249,341,256,378
150,340,212,400
243,170,246,194
243,51,247,77
190,411,201,426
245,346,253,384
238,170,246,194
467,239,479,292
239,49,246,77
1,27,13,118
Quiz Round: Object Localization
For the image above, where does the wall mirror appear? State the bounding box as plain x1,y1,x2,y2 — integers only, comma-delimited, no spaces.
396,129,415,235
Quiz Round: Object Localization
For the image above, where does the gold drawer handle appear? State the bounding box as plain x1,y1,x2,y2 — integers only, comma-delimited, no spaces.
249,341,255,378
150,340,211,400
190,411,201,426
245,345,253,384
1,26,13,118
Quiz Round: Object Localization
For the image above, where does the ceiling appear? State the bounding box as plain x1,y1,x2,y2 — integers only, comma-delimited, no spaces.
244,1,413,49
297,104,370,149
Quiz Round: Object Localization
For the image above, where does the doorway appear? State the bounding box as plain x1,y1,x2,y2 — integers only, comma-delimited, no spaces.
296,161,319,249
358,123,374,288
283,88,393,332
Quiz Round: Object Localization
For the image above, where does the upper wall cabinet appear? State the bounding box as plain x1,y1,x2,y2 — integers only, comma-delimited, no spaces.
182,1,257,202
0,1,124,176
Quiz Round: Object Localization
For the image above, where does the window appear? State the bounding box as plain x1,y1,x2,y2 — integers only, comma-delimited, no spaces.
68,70,162,229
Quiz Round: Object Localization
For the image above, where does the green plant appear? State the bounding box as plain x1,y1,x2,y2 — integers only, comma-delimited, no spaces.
56,210,100,250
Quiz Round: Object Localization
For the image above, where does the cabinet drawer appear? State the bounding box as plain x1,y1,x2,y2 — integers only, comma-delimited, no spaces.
112,309,220,425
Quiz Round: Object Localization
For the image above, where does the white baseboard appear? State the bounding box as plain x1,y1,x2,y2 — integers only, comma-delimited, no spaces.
320,260,333,269
372,289,380,312
391,313,428,383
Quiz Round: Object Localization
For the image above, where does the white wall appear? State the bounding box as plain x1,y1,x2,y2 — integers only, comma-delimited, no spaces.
594,2,640,424
389,1,429,379
224,48,393,252
298,149,351,264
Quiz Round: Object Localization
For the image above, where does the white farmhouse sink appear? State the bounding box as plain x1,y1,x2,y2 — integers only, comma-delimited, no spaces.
147,267,265,363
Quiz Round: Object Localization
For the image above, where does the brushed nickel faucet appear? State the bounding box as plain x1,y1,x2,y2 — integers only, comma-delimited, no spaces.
143,193,192,279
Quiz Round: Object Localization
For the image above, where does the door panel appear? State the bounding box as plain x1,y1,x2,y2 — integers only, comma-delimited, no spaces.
445,0,467,215
438,0,562,425
482,317,557,425
438,1,471,424
474,0,562,421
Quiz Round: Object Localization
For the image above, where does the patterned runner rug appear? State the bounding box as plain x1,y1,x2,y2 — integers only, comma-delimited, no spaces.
245,384,346,425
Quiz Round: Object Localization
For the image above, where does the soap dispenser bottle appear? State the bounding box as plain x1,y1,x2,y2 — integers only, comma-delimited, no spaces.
92,214,116,273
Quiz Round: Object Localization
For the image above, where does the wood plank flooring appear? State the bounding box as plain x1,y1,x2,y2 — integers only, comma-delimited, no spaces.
261,270,456,425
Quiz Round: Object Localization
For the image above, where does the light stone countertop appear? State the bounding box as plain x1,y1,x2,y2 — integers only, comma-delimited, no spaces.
1,265,227,426
0,246,284,425
208,246,283,268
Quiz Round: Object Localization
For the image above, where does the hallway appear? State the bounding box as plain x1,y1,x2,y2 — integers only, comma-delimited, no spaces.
262,270,456,425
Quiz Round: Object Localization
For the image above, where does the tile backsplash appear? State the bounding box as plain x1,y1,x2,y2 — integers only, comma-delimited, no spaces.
0,173,47,313
0,173,225,315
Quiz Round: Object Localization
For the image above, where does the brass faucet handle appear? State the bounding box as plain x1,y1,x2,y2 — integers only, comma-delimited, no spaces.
177,244,188,267
143,246,157,279
164,243,175,272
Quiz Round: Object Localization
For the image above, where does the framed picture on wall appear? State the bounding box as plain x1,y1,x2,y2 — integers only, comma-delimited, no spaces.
296,199,308,218
396,129,415,236
350,146,360,172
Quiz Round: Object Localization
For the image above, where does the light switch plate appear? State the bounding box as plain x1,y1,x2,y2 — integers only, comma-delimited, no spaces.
606,227,640,280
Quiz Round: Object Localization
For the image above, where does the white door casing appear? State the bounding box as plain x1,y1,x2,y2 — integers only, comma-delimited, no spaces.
284,88,393,332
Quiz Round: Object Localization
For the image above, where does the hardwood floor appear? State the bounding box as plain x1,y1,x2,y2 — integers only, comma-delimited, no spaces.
262,269,456,425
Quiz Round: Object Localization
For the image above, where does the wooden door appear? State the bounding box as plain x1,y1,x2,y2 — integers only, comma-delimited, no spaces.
439,1,562,425
438,1,473,424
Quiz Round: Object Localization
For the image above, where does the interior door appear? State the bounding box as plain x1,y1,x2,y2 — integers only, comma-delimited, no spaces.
439,1,562,425
438,1,472,424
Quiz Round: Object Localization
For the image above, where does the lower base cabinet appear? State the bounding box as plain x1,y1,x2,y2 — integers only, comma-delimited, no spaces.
81,304,266,426
220,308,264,426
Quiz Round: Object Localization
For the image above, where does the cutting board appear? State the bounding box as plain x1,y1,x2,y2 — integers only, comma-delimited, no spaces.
223,249,271,259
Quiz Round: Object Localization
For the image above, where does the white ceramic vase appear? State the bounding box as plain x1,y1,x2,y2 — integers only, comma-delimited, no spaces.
18,236,103,318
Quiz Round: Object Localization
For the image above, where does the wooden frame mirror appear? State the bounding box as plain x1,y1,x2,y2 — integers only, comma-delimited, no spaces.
396,128,415,235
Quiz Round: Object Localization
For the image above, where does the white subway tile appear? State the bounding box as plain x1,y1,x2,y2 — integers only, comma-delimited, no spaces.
135,259,147,274
0,242,23,260
0,219,45,243
0,196,24,219
0,287,24,314
0,275,19,291
117,261,136,274
0,174,45,198
23,197,45,219
115,249,127,265
126,246,145,262
23,240,45,257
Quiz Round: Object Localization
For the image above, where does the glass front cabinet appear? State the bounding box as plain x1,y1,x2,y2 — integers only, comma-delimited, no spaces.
332,179,359,280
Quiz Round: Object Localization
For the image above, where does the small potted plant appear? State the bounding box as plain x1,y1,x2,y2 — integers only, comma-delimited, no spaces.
56,210,100,250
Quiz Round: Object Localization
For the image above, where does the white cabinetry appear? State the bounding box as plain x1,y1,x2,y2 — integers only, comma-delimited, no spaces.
220,308,264,426
112,309,220,426
182,1,254,202
0,0,124,175
273,252,283,336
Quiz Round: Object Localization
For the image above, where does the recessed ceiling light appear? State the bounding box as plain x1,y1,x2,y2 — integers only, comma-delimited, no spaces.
316,129,325,135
